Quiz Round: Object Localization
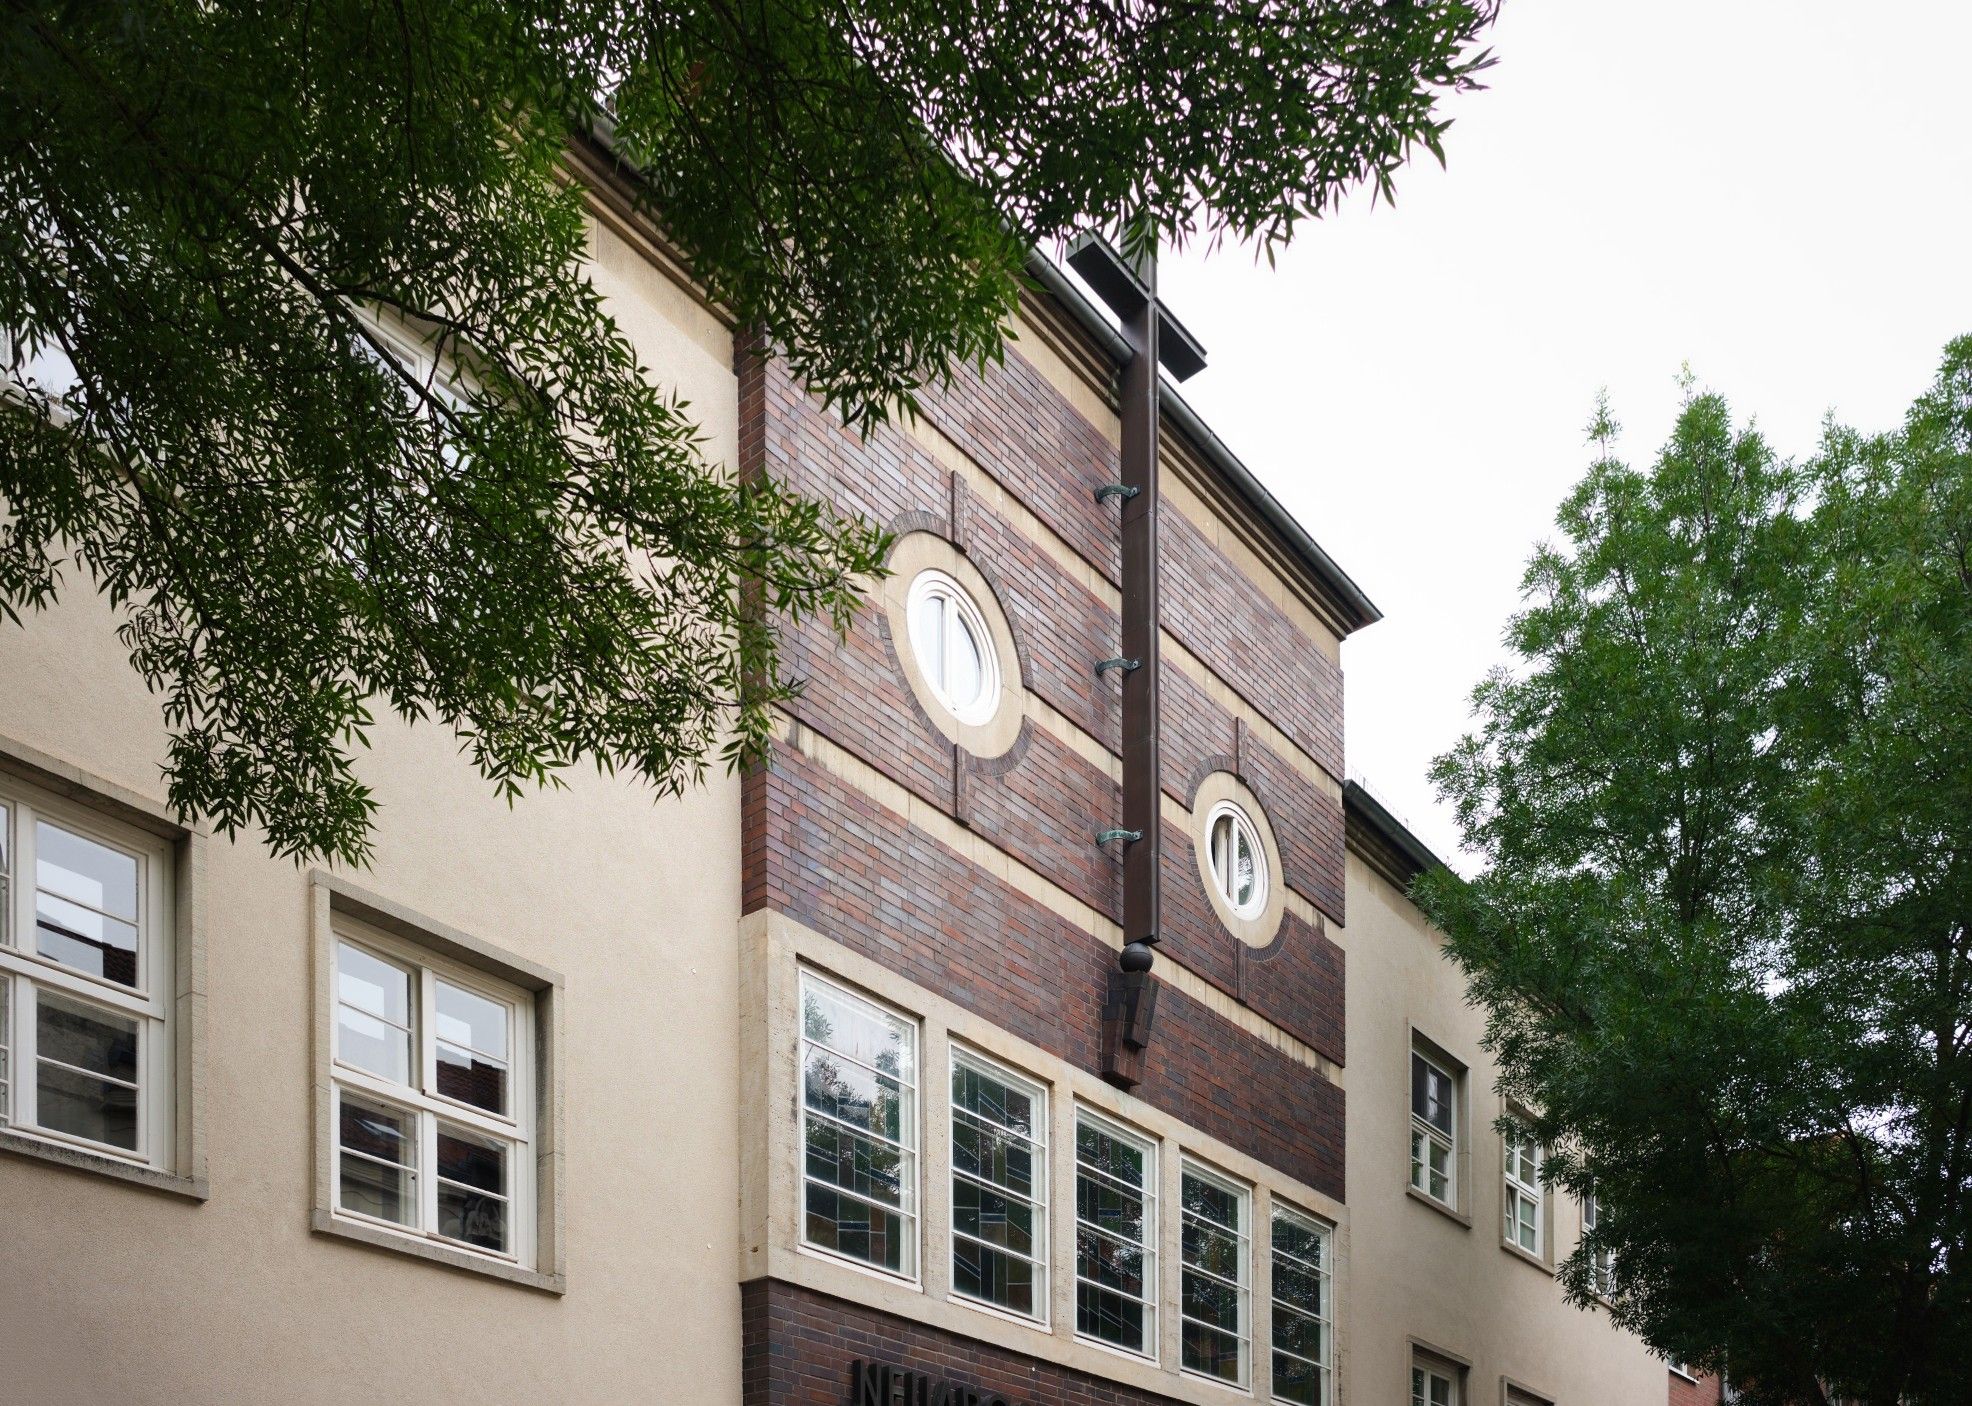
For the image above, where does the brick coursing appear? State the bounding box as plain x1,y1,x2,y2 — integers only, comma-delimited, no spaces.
1158,508,1344,783
742,1278,1194,1406
1236,723,1346,926
1239,912,1346,1070
961,725,1119,923
1667,1371,1727,1406
748,739,1345,1200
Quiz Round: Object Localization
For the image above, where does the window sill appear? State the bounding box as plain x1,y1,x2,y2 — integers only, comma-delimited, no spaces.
0,1128,206,1201
310,1209,565,1294
1406,1183,1472,1228
1499,1237,1555,1276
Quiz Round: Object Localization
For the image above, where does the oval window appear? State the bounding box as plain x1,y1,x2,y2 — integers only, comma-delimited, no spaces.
1206,800,1268,919
906,570,1000,725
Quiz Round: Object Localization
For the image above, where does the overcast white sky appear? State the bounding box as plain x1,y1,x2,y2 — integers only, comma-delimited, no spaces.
1146,0,1972,867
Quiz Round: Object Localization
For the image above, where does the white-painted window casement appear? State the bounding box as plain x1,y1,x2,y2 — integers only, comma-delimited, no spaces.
1413,1360,1459,1406
1270,1203,1333,1406
799,969,919,1279
906,570,1001,725
1073,1108,1159,1359
949,1047,1047,1321
1410,1046,1457,1206
1180,1159,1251,1386
331,924,535,1267
1504,1122,1544,1256
1205,800,1268,920
0,779,174,1169
1583,1190,1615,1295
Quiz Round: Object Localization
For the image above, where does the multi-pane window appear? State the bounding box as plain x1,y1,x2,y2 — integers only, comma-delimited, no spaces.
1410,1047,1457,1205
907,570,999,724
1583,1191,1615,1295
1504,1123,1543,1255
0,784,173,1167
950,1049,1047,1320
800,970,918,1277
1074,1110,1158,1357
1180,1161,1251,1385
331,928,533,1263
1206,801,1268,919
1413,1361,1458,1406
1271,1205,1333,1406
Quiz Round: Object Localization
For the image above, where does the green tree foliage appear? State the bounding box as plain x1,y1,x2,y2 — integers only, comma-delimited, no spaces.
0,0,1498,864
1417,341,1972,1406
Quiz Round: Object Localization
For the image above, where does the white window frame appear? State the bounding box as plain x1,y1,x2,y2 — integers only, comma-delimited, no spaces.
1072,1107,1159,1361
1582,1190,1615,1296
0,777,175,1170
329,919,536,1269
1504,1121,1544,1257
1410,1046,1458,1208
1180,1157,1252,1388
797,968,921,1282
906,569,1001,725
1270,1202,1334,1406
1412,1359,1459,1406
948,1045,1049,1324
1205,799,1269,920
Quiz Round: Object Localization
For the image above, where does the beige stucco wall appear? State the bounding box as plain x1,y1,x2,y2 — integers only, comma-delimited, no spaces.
0,213,741,1405
1342,850,1665,1406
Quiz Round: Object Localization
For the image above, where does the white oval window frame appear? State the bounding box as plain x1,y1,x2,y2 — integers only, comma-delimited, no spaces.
905,569,1002,727
1205,799,1269,920
881,533,1024,759
1191,774,1287,948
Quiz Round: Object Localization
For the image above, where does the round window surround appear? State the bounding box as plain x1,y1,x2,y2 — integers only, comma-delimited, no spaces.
1191,773,1286,948
882,533,1023,758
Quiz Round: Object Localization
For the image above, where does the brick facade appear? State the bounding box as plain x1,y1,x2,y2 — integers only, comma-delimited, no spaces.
743,1280,1194,1406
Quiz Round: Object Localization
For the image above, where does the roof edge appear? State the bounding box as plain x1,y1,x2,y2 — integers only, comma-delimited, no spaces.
1023,253,1382,636
1343,779,1452,890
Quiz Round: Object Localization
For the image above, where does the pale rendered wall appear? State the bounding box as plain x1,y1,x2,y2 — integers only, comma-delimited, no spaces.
1342,852,1667,1406
0,213,741,1405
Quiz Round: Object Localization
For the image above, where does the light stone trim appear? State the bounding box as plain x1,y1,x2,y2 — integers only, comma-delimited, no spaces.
307,870,567,1295
737,908,1349,1406
773,713,1343,1084
0,736,208,1202
884,533,1026,759
1190,772,1288,950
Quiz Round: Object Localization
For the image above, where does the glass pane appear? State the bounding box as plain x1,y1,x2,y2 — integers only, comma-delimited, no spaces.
1182,1171,1241,1232
1183,1216,1242,1281
1273,1211,1326,1267
37,821,137,921
435,980,507,1061
1275,1302,1325,1360
800,979,914,1086
337,942,410,1025
1077,1120,1146,1188
1433,1375,1453,1406
36,892,138,987
1234,825,1257,907
1077,1226,1148,1297
1274,1259,1325,1317
339,1094,415,1168
1181,1319,1242,1382
952,1060,1035,1136
0,971,9,1125
804,1181,909,1274
946,609,984,708
1210,814,1233,894
1077,1175,1148,1251
337,1006,411,1085
1413,1054,1454,1135
38,1058,138,1149
953,1236,1036,1316
0,800,9,872
1182,1267,1242,1331
805,1116,905,1207
1273,1350,1323,1406
436,1040,508,1114
1077,1281,1147,1352
803,1044,907,1142
340,1150,416,1226
437,1123,509,1252
953,1176,1037,1256
37,990,138,1084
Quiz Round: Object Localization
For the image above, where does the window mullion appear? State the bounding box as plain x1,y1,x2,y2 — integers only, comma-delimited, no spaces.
419,1107,437,1235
